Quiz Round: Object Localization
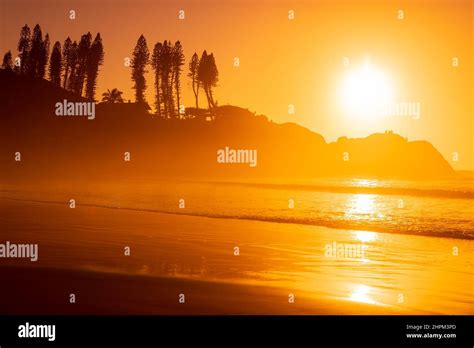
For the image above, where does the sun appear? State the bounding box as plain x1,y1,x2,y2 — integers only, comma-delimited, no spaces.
339,62,394,120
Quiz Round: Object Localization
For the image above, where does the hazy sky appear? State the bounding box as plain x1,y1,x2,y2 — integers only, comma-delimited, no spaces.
1,0,472,170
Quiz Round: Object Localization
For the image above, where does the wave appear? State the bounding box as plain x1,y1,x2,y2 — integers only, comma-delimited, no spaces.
203,181,474,199
2,197,473,240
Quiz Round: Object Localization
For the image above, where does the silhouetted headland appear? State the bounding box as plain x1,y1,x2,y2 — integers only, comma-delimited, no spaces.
0,70,454,182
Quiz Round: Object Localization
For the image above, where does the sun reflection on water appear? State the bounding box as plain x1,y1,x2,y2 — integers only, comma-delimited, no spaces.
352,194,374,214
354,231,377,243
349,284,377,305
351,179,379,187
345,194,384,220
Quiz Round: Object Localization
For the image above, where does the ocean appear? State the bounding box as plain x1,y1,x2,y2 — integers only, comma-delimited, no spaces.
0,177,473,314
2,177,473,240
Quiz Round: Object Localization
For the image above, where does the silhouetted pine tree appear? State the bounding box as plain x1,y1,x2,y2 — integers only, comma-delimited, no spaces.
187,52,200,108
161,40,172,117
17,24,31,74
62,37,72,89
28,24,43,77
75,32,92,95
167,42,176,118
26,24,50,78
172,41,184,118
37,33,50,79
150,39,186,118
131,34,150,103
198,50,219,108
151,42,163,117
206,53,218,107
85,33,104,100
49,41,62,86
67,41,78,91
198,51,208,107
2,51,13,70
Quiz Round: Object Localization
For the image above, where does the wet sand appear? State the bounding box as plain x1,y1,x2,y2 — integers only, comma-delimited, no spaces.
0,198,472,314
0,266,403,315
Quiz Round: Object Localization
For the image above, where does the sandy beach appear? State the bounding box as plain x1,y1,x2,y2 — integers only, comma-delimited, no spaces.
0,197,472,315
1,266,402,315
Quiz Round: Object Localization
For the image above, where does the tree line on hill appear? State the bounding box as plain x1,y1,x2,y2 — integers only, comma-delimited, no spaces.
130,34,219,119
1,24,219,118
2,24,104,100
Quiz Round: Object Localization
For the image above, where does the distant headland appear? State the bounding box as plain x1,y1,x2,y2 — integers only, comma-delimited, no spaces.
0,69,455,182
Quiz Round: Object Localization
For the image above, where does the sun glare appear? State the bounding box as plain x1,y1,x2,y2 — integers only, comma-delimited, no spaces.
340,62,394,120
348,194,375,215
354,231,377,243
349,284,377,305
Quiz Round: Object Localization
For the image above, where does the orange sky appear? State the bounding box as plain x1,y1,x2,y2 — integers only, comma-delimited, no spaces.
1,0,472,170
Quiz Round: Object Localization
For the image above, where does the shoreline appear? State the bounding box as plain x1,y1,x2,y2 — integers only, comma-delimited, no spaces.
0,195,472,241
0,197,472,315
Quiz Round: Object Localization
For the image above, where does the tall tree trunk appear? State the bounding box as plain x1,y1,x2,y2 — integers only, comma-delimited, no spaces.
155,76,161,118
63,66,69,89
68,66,76,91
194,81,199,109
205,86,211,109
169,74,175,118
161,75,167,118
209,87,215,108
176,81,180,119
